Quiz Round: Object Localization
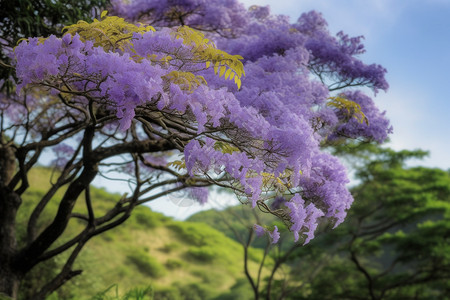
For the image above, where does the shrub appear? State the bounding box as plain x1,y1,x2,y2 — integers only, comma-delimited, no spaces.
133,209,161,229
167,223,207,246
159,242,179,253
214,278,254,300
167,222,230,247
152,287,182,300
101,231,116,242
90,284,153,300
126,250,166,278
165,259,184,270
154,282,216,300
175,282,217,300
186,247,217,262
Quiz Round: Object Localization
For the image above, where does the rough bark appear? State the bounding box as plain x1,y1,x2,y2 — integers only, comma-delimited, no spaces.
0,193,21,298
0,146,15,186
0,145,21,298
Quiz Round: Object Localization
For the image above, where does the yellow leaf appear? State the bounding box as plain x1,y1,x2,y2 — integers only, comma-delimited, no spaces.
169,25,245,88
327,96,368,125
213,141,240,154
101,10,108,19
16,37,28,45
167,160,186,171
62,14,154,52
235,77,241,89
224,68,232,79
197,75,207,85
219,66,226,77
214,61,220,75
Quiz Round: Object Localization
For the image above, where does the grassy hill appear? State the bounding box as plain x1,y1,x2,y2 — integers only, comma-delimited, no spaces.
187,204,290,250
17,167,271,299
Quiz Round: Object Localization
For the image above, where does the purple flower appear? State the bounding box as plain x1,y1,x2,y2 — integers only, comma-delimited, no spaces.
268,226,280,244
253,225,280,244
187,186,209,205
328,91,393,143
271,196,286,210
253,224,266,237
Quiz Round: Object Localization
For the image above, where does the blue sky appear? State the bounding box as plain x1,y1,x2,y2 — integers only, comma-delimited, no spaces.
240,0,450,170
99,0,450,219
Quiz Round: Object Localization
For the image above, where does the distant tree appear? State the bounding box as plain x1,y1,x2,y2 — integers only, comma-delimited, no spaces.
0,1,391,298
261,146,450,299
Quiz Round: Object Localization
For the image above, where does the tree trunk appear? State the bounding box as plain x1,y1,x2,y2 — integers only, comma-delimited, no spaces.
0,189,22,299
0,145,22,298
0,269,20,299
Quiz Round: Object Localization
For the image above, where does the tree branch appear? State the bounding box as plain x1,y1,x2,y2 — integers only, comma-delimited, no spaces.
15,126,97,273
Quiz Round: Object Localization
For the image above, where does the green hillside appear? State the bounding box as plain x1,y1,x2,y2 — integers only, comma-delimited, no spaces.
17,167,270,299
187,204,291,250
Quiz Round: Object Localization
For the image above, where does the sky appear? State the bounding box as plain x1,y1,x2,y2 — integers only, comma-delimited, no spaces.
101,0,450,219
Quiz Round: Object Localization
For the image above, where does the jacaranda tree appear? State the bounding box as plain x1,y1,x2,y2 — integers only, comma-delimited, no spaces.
0,0,392,298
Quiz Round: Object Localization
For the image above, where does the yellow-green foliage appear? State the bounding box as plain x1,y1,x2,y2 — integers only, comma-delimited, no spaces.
63,11,155,52
163,71,207,92
260,170,294,193
243,170,295,194
327,96,369,125
62,11,245,91
213,141,240,154
166,159,186,171
172,26,245,89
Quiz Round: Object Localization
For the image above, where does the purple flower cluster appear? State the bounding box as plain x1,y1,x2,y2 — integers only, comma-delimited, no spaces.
110,0,248,36
187,186,209,205
11,0,393,244
329,91,393,142
14,33,169,130
184,137,264,206
285,194,324,244
295,11,389,93
253,224,280,244
300,152,353,227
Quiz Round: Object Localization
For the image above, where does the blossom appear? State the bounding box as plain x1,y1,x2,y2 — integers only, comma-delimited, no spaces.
253,225,280,244
268,226,280,244
187,186,209,205
253,224,265,237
